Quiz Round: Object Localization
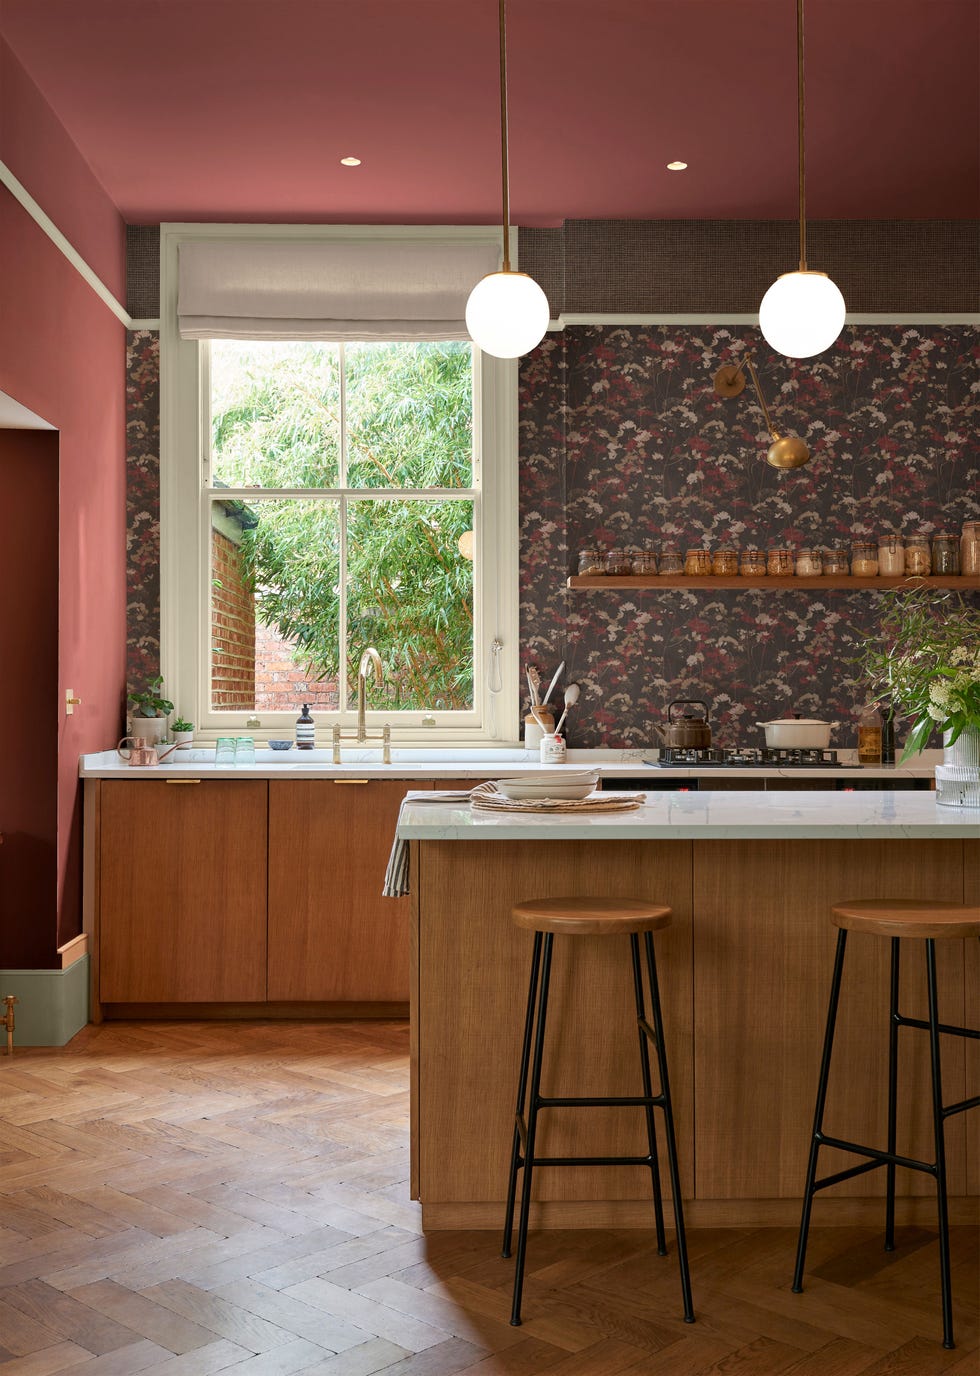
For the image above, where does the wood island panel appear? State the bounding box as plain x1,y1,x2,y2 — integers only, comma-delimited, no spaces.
693,839,968,1201
99,780,268,1003
416,839,693,1228
268,779,422,1001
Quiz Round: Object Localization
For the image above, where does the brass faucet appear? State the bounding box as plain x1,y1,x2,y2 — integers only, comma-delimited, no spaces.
357,647,384,742
2,995,16,1056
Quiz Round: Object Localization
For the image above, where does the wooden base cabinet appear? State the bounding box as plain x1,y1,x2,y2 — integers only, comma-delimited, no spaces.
99,780,268,1002
268,779,415,1001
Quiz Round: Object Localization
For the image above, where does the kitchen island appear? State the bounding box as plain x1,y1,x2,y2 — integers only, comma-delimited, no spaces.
400,790,979,1231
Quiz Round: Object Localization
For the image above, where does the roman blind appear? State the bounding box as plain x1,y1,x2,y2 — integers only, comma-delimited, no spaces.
177,238,501,341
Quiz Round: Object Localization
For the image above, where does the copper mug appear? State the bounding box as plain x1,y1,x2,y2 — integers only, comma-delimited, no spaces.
117,736,180,766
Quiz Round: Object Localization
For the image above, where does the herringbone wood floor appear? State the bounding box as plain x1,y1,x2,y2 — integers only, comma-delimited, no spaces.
0,1021,976,1376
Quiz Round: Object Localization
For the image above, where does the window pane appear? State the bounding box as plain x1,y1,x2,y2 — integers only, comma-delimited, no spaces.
211,498,341,712
345,342,473,489
210,341,341,488
346,499,474,711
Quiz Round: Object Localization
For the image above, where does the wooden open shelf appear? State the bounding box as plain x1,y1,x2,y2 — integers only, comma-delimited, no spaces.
566,574,980,591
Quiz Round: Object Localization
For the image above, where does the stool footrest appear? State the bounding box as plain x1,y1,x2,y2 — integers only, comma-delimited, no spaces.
816,1132,938,1180
815,1157,885,1192
529,1154,655,1168
537,1094,665,1109
895,1013,980,1041
638,1017,659,1046
943,1093,980,1119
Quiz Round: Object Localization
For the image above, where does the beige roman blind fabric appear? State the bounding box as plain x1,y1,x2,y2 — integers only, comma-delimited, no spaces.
177,238,501,340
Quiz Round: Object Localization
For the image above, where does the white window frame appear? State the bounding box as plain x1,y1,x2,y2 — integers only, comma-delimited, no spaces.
160,223,520,743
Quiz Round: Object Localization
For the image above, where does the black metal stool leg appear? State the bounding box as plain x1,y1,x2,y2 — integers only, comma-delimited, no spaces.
510,932,554,1327
630,933,667,1255
502,931,543,1259
793,927,848,1293
885,938,900,1252
925,939,955,1350
644,931,695,1324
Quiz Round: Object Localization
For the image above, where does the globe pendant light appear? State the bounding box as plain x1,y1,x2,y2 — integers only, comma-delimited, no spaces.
465,0,549,359
759,0,846,359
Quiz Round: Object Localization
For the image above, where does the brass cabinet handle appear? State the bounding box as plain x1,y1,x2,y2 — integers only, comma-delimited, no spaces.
165,778,202,785
334,779,370,785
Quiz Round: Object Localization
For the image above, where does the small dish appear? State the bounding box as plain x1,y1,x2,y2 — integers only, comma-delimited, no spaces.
495,774,598,801
268,740,293,751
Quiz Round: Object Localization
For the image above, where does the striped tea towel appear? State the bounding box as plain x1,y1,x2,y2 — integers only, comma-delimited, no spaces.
382,783,500,898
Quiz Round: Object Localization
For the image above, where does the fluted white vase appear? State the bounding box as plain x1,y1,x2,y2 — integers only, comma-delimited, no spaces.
935,724,980,808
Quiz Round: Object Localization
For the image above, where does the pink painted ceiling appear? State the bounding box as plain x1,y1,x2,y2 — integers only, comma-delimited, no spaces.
1,0,977,226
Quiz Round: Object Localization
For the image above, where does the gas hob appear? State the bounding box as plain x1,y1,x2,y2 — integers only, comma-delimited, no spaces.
647,747,851,769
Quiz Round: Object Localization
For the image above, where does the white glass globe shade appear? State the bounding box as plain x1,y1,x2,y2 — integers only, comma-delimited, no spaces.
465,271,550,359
759,270,846,359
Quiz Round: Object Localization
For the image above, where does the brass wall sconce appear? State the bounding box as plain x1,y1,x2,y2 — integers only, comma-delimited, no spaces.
713,355,811,470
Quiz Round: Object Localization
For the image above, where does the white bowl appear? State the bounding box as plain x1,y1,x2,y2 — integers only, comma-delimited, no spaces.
495,777,598,801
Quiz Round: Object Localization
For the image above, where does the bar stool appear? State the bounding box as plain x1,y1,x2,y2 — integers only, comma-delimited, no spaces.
501,895,694,1328
793,899,980,1350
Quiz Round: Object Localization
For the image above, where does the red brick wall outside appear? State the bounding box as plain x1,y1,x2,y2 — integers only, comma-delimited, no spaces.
254,620,339,712
211,530,256,708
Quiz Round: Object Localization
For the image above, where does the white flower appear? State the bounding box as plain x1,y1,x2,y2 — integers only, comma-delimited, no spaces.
927,704,945,721
930,681,951,706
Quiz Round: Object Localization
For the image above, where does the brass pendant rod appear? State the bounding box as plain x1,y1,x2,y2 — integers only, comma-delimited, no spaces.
796,0,807,271
498,0,512,273
743,354,779,439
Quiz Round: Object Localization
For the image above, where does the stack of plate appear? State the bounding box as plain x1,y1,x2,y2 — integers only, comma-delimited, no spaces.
493,771,599,802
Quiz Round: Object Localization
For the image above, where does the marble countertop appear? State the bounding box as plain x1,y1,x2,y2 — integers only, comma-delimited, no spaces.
79,746,941,781
396,788,977,840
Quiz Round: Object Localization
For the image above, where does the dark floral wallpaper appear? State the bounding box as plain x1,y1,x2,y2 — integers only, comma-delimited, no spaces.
125,330,160,694
124,323,978,745
519,325,979,747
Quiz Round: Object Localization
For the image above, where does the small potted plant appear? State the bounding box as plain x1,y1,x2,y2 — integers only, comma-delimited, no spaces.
127,675,175,747
171,716,195,749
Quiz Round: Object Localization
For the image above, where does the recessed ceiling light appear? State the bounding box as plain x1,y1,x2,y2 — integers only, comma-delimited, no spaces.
340,156,362,167
667,160,688,171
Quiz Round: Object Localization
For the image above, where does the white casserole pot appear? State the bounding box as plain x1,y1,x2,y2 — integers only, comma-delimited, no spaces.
756,716,838,749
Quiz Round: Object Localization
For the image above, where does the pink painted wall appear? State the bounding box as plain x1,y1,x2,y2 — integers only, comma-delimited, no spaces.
0,36,127,961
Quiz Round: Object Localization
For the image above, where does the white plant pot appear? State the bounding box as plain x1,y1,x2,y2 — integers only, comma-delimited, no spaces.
172,731,194,749
128,714,169,746
935,725,980,808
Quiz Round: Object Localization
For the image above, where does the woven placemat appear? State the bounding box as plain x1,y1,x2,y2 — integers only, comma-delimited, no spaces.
471,792,645,814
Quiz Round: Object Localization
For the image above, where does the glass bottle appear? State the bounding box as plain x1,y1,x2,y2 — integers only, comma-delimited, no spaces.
857,703,882,765
851,541,878,576
904,533,931,576
961,521,980,577
295,703,315,750
877,533,905,575
577,547,604,576
931,533,957,575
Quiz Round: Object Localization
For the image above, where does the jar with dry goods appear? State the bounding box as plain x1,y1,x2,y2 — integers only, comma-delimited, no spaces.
604,548,632,576
857,703,883,765
877,533,905,575
961,521,980,577
577,547,603,576
823,543,849,575
659,546,683,575
740,548,766,577
712,545,738,576
904,534,931,576
767,546,794,576
684,548,712,576
631,549,658,575
931,532,958,575
795,547,823,577
851,541,878,576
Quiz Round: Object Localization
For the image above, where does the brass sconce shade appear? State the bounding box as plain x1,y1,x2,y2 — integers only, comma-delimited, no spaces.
714,357,811,470
758,0,845,358
464,0,549,358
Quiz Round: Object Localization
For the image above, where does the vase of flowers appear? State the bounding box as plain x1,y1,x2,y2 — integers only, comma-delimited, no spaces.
852,589,980,807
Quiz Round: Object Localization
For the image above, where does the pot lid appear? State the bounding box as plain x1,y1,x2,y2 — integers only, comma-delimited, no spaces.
756,717,834,726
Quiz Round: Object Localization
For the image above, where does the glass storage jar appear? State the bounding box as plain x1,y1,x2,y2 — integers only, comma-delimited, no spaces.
684,548,712,576
851,541,878,576
739,547,766,577
931,533,958,575
659,546,683,575
631,548,658,575
823,542,849,575
711,545,739,576
767,546,794,576
795,547,823,577
961,521,980,577
877,533,905,575
905,533,931,575
577,547,604,576
604,548,633,576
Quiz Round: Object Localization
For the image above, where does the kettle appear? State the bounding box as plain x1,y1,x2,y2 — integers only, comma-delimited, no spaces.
653,699,712,750
117,736,180,766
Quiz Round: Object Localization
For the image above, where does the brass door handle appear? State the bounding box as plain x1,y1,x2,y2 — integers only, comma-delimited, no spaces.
165,778,202,785
334,779,370,785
